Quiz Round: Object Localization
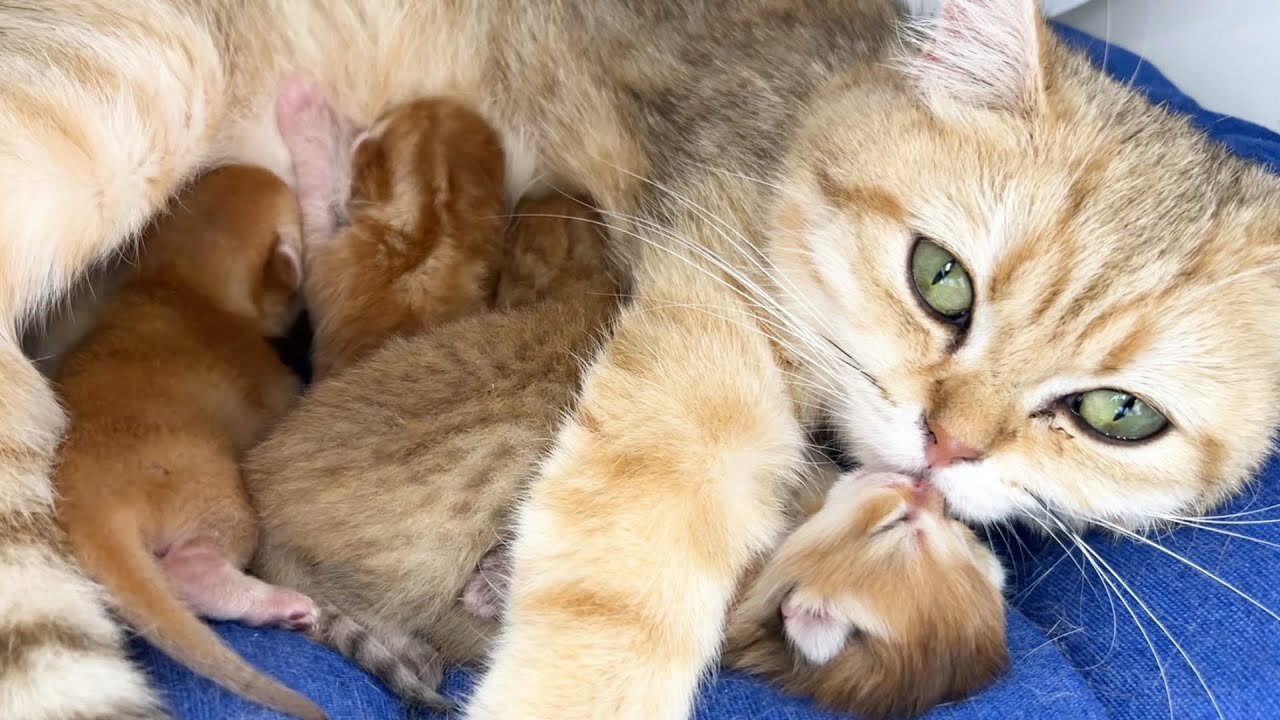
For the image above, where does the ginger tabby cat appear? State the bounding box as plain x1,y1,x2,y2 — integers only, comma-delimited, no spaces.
3,1,1280,719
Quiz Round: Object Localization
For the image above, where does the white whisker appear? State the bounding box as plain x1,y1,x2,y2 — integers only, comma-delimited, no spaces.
1094,518,1280,625
1156,517,1280,552
1037,515,1183,718
1071,525,1221,720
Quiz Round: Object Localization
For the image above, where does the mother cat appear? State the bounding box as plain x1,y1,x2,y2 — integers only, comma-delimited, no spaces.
5,1,1280,719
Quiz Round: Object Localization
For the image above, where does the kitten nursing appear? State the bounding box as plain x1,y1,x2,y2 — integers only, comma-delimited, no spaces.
52,166,325,720
243,86,1008,718
14,2,1280,718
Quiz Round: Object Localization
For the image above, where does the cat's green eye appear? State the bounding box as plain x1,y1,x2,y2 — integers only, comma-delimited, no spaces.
910,237,973,322
1069,390,1169,442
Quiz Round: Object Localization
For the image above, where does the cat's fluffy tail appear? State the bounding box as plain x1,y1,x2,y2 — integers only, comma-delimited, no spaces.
308,602,453,713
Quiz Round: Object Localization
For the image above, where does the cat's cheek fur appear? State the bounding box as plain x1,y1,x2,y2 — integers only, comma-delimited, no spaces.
829,392,929,474
928,463,1025,524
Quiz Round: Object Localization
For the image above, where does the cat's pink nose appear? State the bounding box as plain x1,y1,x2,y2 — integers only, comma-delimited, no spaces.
924,420,981,468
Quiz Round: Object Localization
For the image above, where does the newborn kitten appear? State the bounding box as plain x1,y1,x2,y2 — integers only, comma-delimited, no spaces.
251,86,1004,718
53,165,325,720
724,471,1008,719
275,82,507,380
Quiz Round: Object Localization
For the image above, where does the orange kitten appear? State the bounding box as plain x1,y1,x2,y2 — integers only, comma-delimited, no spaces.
724,471,1008,718
53,165,325,720
275,81,507,380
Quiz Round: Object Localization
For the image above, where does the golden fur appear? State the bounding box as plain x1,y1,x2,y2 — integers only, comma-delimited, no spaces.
255,87,1005,718
250,88,618,680
2,1,1280,718
279,90,509,379
725,471,1008,718
52,166,324,719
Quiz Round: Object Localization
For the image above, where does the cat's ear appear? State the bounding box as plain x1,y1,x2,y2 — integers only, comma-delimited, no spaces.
907,0,1047,116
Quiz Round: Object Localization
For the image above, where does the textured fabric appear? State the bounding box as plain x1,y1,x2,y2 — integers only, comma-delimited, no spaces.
132,23,1280,720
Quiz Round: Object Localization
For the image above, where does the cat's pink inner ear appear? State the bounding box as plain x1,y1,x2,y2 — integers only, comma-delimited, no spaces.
909,0,1047,116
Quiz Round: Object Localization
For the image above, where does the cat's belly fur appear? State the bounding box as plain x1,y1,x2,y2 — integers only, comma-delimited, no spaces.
204,2,538,203
200,0,893,235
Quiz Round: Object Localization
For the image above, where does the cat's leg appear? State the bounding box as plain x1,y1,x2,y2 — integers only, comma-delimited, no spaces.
157,466,318,631
275,76,356,256
465,284,805,720
0,6,230,719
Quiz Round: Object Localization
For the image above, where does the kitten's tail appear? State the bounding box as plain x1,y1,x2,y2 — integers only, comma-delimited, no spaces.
67,511,328,720
308,602,454,713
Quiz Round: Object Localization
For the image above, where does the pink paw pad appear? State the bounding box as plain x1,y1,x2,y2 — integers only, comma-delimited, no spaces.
461,573,501,620
246,588,319,632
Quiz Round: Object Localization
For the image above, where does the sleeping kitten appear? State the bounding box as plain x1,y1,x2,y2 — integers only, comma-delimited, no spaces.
275,84,508,380
53,165,325,720
462,469,1009,720
250,86,1006,718
724,471,1008,719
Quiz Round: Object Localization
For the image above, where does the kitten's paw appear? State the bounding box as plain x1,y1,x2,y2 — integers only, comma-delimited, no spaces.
461,547,511,620
247,588,320,632
779,592,850,665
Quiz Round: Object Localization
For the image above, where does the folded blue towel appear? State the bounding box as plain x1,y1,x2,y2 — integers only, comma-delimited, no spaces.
133,23,1280,720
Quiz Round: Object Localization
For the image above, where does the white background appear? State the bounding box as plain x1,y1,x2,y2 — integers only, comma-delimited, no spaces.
1060,0,1280,132
909,0,1280,132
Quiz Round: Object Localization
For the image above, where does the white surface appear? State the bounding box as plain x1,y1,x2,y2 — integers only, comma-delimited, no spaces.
1060,0,1280,131
906,0,1090,16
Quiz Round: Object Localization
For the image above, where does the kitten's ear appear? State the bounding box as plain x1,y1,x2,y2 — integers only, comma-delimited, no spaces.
266,230,303,293
908,0,1047,116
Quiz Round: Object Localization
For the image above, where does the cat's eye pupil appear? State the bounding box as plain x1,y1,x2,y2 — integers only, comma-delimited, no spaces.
932,260,955,286
910,237,973,324
1113,395,1136,422
1067,389,1168,442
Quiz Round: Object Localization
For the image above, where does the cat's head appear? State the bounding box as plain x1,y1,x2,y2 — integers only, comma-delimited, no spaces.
139,164,303,337
766,0,1280,529
725,471,1008,719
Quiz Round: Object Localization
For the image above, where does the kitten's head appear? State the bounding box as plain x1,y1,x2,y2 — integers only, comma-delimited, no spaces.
140,164,303,337
347,97,505,236
725,471,1008,719
767,0,1280,529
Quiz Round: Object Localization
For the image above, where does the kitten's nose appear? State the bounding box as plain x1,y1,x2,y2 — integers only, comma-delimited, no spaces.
924,419,981,468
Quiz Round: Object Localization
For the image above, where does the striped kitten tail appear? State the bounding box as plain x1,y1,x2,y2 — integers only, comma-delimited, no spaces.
308,603,453,713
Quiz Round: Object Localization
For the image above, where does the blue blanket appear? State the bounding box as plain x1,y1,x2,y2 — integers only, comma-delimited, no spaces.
134,24,1280,720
